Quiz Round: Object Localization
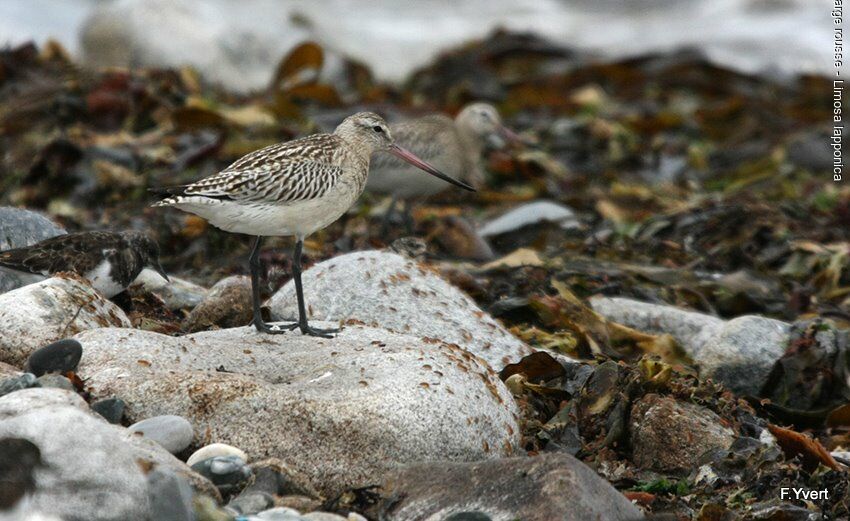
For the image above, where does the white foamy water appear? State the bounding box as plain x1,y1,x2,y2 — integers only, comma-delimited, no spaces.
0,0,833,91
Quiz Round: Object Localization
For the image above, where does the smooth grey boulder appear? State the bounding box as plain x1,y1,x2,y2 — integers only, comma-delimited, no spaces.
0,276,131,367
129,414,195,454
76,325,521,496
0,207,66,293
376,454,643,521
0,388,216,521
267,251,533,370
590,296,789,395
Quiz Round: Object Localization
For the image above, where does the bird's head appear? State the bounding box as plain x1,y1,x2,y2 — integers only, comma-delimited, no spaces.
337,112,476,192
129,233,170,283
456,102,524,147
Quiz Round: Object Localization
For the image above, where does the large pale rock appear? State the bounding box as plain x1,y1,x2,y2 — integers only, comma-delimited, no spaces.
76,325,521,496
0,275,131,367
376,454,643,521
0,388,215,521
268,251,532,369
590,297,789,395
0,207,66,293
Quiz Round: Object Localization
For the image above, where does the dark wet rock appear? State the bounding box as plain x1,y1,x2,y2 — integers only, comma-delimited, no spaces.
375,454,643,520
25,339,83,376
444,513,493,521
91,397,125,424
148,469,195,521
182,275,252,333
0,207,66,294
192,455,252,497
227,490,275,515
268,250,533,369
243,458,320,499
590,297,789,394
35,374,75,392
0,388,215,520
478,200,580,252
786,130,833,172
128,414,194,454
187,443,248,467
77,325,520,497
0,373,39,397
630,394,735,474
0,276,131,367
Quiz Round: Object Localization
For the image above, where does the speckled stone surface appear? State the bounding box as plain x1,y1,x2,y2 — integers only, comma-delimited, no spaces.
0,388,216,521
76,325,521,496
0,207,66,293
267,251,532,370
0,275,131,367
590,296,790,394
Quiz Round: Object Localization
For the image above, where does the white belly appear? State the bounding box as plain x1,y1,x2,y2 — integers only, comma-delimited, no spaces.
172,189,359,238
85,260,125,298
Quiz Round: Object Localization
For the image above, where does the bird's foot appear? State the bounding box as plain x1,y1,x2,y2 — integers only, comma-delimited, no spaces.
254,320,298,335
299,322,341,338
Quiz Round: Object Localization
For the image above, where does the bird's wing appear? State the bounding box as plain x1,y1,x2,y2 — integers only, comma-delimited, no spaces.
0,232,119,275
160,134,345,204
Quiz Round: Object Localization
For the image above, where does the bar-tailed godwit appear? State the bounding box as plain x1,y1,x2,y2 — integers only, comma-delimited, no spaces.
366,102,520,228
152,112,474,337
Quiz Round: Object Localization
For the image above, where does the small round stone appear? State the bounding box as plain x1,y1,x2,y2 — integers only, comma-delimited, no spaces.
91,397,125,424
255,507,305,520
191,455,252,496
128,415,194,454
187,442,248,467
25,339,83,377
0,373,39,397
35,374,75,392
227,491,274,515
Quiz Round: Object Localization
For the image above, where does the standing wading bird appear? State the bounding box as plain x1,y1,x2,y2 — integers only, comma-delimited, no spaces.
366,102,522,230
151,112,475,337
0,231,169,298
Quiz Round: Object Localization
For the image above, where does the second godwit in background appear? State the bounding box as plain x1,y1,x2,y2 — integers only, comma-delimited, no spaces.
366,102,521,228
152,112,475,337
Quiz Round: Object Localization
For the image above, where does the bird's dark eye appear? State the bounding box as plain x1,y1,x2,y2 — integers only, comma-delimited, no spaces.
372,126,383,133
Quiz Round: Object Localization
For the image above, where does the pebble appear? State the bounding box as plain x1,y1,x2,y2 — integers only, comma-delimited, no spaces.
244,458,319,499
147,469,195,521
302,514,347,521
0,373,39,397
128,415,194,454
444,514,493,521
25,339,83,377
90,397,125,424
228,491,275,515
253,507,305,520
191,455,253,496
35,374,75,392
187,442,248,467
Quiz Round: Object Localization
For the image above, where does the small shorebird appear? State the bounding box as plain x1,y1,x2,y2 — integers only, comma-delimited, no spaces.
366,102,521,228
152,112,474,337
0,231,169,298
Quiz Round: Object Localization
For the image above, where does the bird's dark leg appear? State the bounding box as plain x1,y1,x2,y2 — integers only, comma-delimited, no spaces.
292,238,339,338
249,235,296,334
